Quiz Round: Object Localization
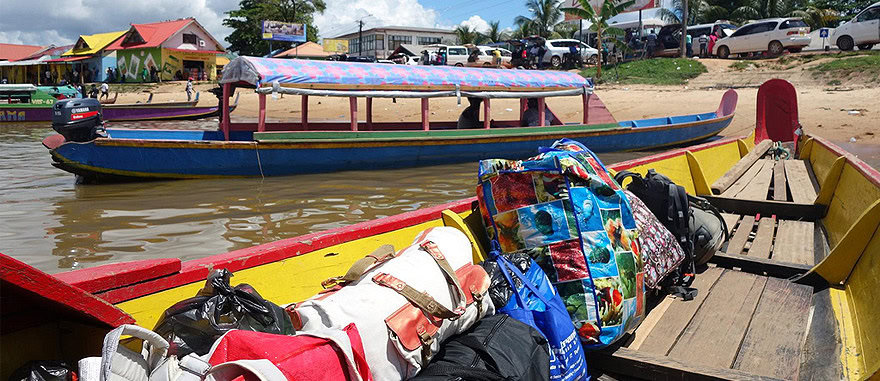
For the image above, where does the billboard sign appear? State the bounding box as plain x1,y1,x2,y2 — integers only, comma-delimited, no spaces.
262,20,306,42
563,0,657,21
323,39,349,53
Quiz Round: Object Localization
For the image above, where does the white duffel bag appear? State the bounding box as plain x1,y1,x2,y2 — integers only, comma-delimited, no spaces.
291,226,494,380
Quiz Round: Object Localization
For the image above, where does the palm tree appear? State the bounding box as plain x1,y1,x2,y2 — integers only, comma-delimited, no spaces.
455,25,485,44
510,21,533,39
562,0,634,79
790,6,838,28
486,21,506,42
515,0,565,38
657,0,727,25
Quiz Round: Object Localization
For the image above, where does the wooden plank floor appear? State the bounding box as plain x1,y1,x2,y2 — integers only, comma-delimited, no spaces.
623,268,815,380
720,214,817,266
719,159,819,203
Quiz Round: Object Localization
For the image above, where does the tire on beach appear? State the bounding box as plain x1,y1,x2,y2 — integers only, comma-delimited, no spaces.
717,45,730,59
768,41,784,57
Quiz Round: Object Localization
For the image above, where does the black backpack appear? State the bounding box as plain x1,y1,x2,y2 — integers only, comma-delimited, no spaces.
614,169,728,300
411,314,550,381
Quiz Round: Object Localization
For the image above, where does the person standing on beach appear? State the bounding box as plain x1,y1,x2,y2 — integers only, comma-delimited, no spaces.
100,82,109,100
186,77,194,101
686,33,693,57
646,30,657,58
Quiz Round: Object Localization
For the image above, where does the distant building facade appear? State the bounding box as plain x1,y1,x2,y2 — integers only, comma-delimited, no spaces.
105,18,225,82
331,26,456,59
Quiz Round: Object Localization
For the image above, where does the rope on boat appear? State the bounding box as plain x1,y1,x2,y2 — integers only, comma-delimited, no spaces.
260,81,593,99
254,142,265,179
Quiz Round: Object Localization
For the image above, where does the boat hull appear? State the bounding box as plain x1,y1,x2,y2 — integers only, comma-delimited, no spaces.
0,104,221,122
48,113,733,181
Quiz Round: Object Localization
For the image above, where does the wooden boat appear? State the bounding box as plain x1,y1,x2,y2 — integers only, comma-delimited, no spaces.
0,85,236,123
0,84,79,122
41,56,737,183
8,80,877,380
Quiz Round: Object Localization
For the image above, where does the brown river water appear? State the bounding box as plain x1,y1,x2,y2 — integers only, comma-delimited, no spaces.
3,120,878,274
1,119,654,274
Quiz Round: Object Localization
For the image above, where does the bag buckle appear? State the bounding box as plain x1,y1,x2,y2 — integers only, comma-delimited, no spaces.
321,276,344,289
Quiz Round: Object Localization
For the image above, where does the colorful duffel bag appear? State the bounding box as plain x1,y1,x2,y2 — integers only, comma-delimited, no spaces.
625,190,686,290
290,227,494,380
476,138,645,348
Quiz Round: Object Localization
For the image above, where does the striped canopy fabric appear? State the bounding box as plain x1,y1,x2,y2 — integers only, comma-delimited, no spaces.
221,56,592,91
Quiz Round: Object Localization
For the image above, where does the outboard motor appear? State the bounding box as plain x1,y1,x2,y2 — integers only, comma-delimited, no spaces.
52,98,104,142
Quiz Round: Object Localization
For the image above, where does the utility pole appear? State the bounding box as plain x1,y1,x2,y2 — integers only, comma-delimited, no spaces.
358,20,365,57
680,0,688,58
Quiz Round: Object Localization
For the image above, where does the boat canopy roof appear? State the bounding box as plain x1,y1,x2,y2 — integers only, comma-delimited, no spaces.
0,84,38,92
221,56,592,92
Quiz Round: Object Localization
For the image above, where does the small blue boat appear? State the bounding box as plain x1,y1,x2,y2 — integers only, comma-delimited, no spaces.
43,57,737,182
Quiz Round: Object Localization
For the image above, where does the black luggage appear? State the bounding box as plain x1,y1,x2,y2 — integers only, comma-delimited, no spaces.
411,314,550,381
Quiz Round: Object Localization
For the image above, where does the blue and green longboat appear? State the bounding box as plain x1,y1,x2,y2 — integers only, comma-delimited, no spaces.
43,57,737,182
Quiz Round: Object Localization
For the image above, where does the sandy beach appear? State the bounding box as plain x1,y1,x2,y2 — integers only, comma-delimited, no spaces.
110,56,880,145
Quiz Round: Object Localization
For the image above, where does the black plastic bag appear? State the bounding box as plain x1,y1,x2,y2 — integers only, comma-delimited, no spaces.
9,361,74,381
153,269,294,356
480,252,532,309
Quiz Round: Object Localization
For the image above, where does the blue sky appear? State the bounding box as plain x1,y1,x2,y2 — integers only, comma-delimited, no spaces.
1,0,555,47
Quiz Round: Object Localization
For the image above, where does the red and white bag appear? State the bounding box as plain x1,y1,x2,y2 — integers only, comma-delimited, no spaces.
290,227,494,380
626,190,686,290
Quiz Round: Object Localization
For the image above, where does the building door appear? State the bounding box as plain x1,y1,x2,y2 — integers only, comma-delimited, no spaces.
183,60,205,80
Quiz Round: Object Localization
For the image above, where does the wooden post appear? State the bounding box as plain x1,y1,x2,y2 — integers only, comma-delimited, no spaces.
366,97,373,130
301,95,308,130
582,92,591,124
421,98,430,131
483,98,491,129
538,98,546,127
221,83,231,140
349,96,358,131
257,93,267,132
519,98,526,122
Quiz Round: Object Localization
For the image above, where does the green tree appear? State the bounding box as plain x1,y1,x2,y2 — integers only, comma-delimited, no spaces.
515,0,565,38
486,21,506,42
810,0,871,18
563,0,634,79
510,21,533,39
455,25,487,44
223,0,326,56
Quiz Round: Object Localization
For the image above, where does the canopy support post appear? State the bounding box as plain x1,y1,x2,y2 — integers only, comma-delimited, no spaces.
483,98,491,129
221,83,231,140
538,98,546,127
258,93,267,132
421,98,430,131
582,92,591,125
349,97,358,131
519,98,526,122
366,97,373,130
301,95,308,130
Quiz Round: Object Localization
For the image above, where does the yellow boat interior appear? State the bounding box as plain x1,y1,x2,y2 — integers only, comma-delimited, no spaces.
2,131,878,380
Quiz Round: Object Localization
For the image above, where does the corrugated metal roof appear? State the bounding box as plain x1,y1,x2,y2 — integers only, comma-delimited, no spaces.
0,43,45,61
62,30,127,56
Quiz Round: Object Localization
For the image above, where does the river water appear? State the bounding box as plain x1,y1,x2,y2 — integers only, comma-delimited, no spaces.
1,119,654,273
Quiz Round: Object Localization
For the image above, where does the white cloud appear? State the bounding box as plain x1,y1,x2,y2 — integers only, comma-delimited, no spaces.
314,0,444,38
0,0,237,47
459,15,490,34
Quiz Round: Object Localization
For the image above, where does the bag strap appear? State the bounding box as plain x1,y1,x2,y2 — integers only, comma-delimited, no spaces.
612,170,642,187
669,184,698,300
322,244,396,288
204,360,286,381
419,241,468,311
372,273,464,319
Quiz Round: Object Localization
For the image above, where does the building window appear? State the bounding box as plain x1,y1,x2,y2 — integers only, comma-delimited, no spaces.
349,38,360,54
389,35,412,50
183,33,199,45
418,36,442,45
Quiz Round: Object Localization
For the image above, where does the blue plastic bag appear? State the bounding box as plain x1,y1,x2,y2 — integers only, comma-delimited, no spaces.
493,251,589,381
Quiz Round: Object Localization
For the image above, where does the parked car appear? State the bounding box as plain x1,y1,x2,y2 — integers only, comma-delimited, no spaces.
654,21,737,56
713,18,811,58
543,39,599,67
831,1,880,50
431,45,470,66
476,46,513,66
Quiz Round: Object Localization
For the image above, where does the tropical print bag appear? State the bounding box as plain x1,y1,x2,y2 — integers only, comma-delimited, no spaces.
476,139,645,348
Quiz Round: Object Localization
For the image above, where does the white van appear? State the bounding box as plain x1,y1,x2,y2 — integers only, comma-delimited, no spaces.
831,1,880,50
433,45,470,66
